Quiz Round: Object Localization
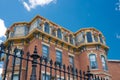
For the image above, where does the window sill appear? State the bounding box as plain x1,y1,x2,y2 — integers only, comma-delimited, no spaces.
90,68,99,71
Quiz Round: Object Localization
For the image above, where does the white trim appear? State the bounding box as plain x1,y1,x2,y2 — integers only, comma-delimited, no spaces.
55,48,63,52
68,53,75,57
87,52,97,58
42,42,50,47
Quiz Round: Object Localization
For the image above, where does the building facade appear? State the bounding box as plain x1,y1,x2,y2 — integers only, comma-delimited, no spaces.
3,15,117,80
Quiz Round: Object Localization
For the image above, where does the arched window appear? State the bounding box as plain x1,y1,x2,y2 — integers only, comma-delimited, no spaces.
89,54,98,69
101,55,108,71
57,29,62,39
69,35,74,44
44,22,50,34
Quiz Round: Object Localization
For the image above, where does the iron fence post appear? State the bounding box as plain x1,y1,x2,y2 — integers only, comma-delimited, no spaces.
30,46,40,80
85,66,93,80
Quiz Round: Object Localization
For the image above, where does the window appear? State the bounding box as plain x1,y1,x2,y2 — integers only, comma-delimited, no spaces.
13,74,18,80
69,56,74,67
56,50,62,64
99,34,103,43
101,55,108,71
89,54,98,69
42,45,49,58
44,23,50,34
86,32,93,43
57,29,62,39
64,36,68,42
12,49,21,65
42,74,50,80
69,35,74,44
94,35,98,42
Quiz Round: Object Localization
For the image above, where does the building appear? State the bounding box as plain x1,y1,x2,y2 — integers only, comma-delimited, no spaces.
3,15,120,80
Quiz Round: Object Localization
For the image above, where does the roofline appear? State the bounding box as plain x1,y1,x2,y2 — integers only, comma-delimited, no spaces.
108,59,120,62
6,15,105,35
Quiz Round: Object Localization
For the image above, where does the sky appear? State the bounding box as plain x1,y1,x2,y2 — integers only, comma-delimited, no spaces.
0,0,120,61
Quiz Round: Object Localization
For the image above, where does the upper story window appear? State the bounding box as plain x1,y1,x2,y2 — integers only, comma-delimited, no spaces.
69,35,74,44
76,32,85,45
44,22,50,34
101,55,108,71
63,32,68,42
14,26,26,37
56,50,62,64
57,29,62,39
86,32,93,43
42,45,49,59
29,19,41,32
89,54,98,69
99,34,103,43
64,36,68,42
69,55,74,67
94,35,98,42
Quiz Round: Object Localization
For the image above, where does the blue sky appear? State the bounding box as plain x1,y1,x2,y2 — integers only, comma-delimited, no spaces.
0,0,120,60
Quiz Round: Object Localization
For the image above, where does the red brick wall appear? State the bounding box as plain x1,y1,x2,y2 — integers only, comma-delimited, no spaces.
108,61,120,80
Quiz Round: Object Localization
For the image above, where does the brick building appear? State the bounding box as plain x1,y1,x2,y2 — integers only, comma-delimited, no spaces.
3,15,120,80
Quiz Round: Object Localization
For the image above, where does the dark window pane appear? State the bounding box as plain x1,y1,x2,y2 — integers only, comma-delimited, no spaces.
99,35,103,43
56,50,62,64
44,23,50,34
57,29,62,39
69,35,74,44
87,32,93,43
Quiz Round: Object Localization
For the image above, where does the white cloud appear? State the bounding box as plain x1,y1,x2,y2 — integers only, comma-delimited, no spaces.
23,2,31,11
0,19,7,38
21,0,57,11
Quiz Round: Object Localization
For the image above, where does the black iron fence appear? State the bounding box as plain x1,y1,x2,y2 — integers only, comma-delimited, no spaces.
0,43,107,80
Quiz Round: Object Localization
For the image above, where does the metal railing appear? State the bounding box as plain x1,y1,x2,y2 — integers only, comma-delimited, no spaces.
0,43,107,80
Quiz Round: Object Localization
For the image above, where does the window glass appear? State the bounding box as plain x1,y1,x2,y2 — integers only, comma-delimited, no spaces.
99,35,103,43
42,45,49,58
57,29,62,39
89,54,98,69
12,49,21,65
56,50,62,64
101,56,108,71
13,74,18,80
44,23,50,34
69,56,74,67
64,36,68,42
86,32,93,43
69,35,74,44
94,35,98,42
42,74,50,80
